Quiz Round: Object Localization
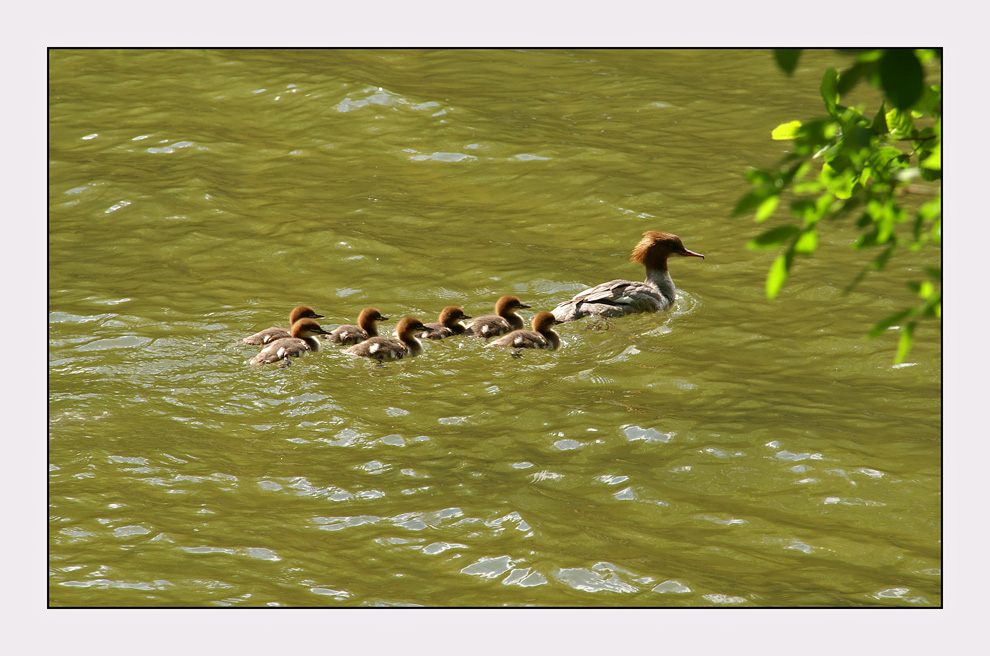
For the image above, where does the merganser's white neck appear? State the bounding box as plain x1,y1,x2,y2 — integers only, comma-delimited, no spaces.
644,267,676,304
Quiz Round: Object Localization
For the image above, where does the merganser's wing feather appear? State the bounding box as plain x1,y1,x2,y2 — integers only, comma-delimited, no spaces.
552,280,666,321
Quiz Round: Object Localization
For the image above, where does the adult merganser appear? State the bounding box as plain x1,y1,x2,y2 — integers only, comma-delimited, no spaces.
419,306,472,340
240,305,324,345
463,295,531,338
485,312,562,350
551,230,704,322
345,317,429,361
328,308,388,345
249,318,330,364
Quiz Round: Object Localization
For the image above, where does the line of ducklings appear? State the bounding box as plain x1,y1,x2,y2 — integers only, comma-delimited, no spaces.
240,296,559,365
239,230,706,365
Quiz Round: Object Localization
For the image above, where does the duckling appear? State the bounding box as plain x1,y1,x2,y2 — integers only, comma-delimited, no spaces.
328,308,388,345
485,312,562,350
345,317,429,361
240,305,324,345
249,318,330,365
419,306,472,340
463,295,530,338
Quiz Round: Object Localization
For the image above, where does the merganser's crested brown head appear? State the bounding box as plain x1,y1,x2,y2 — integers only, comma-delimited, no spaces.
630,231,705,270
495,295,531,315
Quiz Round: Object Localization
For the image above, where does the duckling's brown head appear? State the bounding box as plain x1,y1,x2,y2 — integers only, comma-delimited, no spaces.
438,306,471,325
531,311,561,332
396,317,429,337
290,318,331,338
358,308,389,325
290,305,324,323
495,295,531,314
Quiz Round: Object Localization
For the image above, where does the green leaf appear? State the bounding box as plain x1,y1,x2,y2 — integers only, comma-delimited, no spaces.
920,141,941,170
814,192,836,219
822,158,857,199
773,49,802,75
919,166,941,182
875,200,905,243
923,291,942,319
754,193,780,223
846,125,874,151
908,280,935,299
869,307,915,338
859,164,874,186
793,229,818,254
837,61,876,96
791,199,819,221
824,153,852,173
918,199,941,224
793,180,824,195
871,243,896,270
748,225,799,250
915,49,939,65
853,226,879,249
745,168,775,185
885,108,915,136
772,120,803,140
766,253,790,299
872,146,909,175
894,321,916,364
879,49,924,110
870,102,889,134
854,49,885,63
915,84,942,116
820,68,839,116
733,188,774,217
846,243,896,293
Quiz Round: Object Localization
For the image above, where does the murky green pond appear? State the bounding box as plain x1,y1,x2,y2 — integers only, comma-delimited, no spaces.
49,49,940,607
